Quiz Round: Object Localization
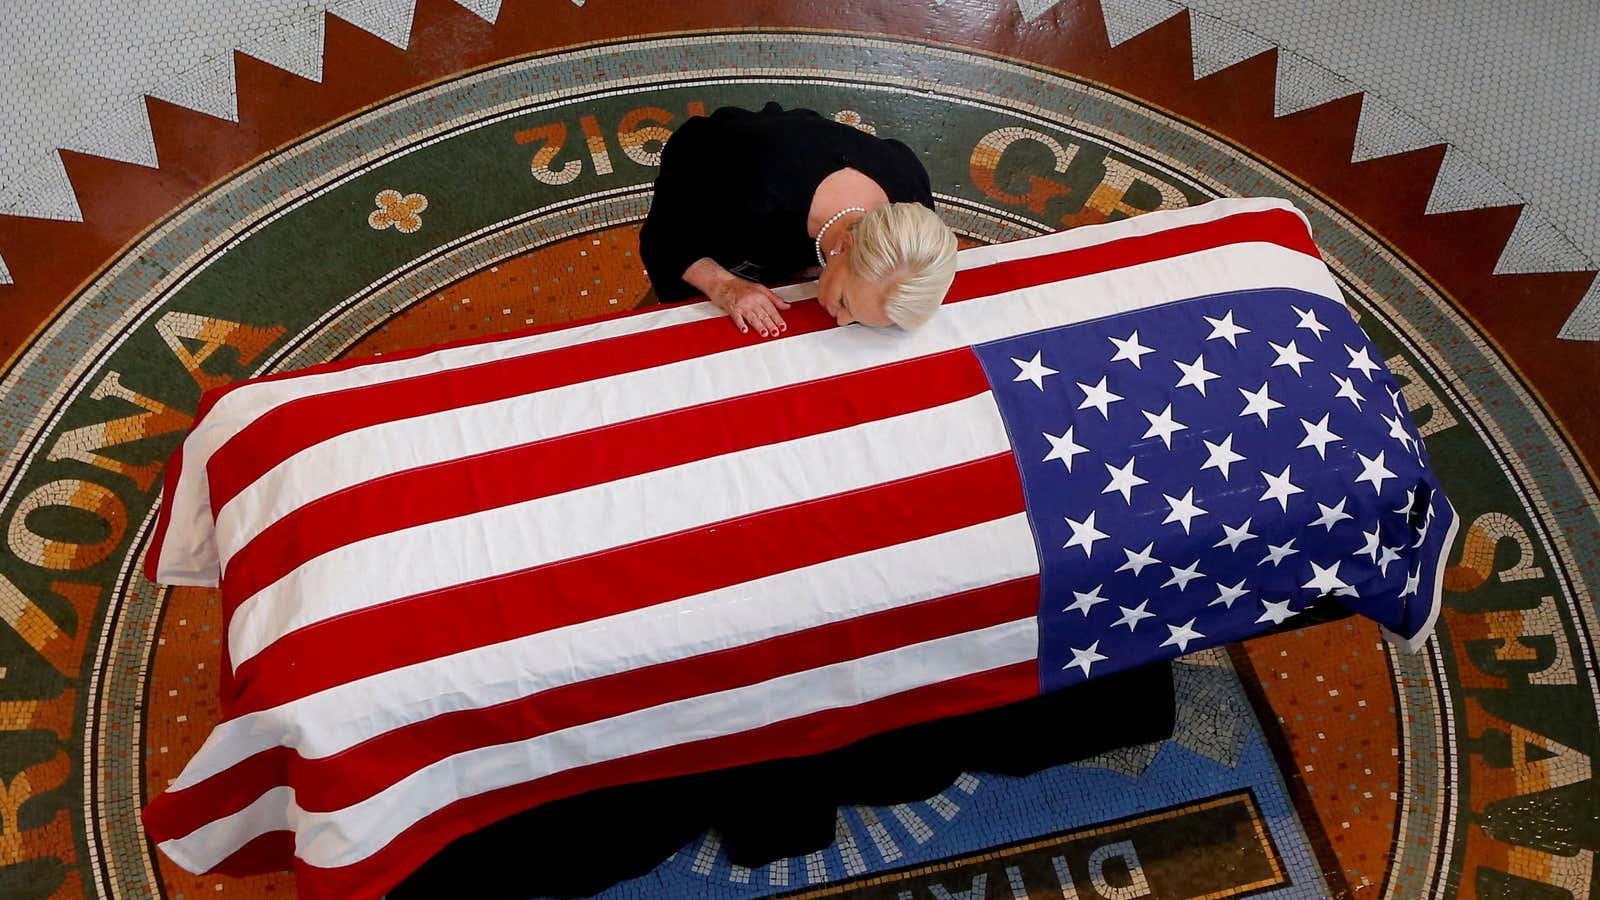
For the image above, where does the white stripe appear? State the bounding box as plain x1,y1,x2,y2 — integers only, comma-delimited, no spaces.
213,241,1338,572
946,194,1309,272
171,514,1038,791
152,197,1311,586
152,302,724,586
163,617,1039,873
156,785,293,874
226,392,1013,668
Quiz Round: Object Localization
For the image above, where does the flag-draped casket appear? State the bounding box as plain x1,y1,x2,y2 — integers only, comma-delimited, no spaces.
142,197,1458,899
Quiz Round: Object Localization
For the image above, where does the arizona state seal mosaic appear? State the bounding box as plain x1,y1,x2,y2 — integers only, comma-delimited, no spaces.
0,17,1595,900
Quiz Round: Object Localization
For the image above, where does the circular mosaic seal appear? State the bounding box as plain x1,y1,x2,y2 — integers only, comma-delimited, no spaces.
1,30,1594,900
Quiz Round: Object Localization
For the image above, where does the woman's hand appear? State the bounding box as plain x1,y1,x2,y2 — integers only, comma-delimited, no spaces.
706,273,791,338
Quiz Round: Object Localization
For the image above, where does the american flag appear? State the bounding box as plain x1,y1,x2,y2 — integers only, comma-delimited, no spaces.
141,197,1456,899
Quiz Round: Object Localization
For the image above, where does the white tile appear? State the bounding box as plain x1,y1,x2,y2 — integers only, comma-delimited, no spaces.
1016,0,1061,22
1189,0,1599,309
61,96,158,168
0,0,422,220
1557,279,1600,341
1189,11,1273,79
1351,92,1442,164
1425,146,1522,215
1097,0,1185,49
329,0,417,51
453,0,502,23
1272,49,1359,117
240,14,328,83
148,54,240,123
1495,208,1592,275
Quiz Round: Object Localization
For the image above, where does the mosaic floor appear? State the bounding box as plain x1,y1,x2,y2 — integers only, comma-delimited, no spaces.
1,2,1597,899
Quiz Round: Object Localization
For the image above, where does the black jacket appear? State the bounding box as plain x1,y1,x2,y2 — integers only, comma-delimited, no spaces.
639,102,936,302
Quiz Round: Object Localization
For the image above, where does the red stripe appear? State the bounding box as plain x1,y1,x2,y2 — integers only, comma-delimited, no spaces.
170,204,1311,447
226,451,1024,715
155,654,1038,897
194,286,716,425
146,577,1036,841
146,281,696,581
323,578,1037,812
306,661,1038,900
205,300,839,510
220,349,991,614
205,830,296,879
941,207,1317,303
142,738,287,855
202,208,1312,515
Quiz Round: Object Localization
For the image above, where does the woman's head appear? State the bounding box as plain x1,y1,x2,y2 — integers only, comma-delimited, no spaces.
817,202,957,330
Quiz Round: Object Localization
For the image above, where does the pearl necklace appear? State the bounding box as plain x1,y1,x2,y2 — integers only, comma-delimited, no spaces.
814,206,865,267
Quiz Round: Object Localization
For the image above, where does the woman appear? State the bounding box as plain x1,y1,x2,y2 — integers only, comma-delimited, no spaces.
640,101,958,335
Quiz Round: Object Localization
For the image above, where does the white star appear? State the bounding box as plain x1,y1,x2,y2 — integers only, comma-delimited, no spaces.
1102,457,1148,504
1162,559,1205,591
1259,464,1304,512
1238,382,1285,426
1256,598,1298,625
1204,309,1251,347
1141,404,1188,449
1330,372,1366,411
1269,339,1313,376
1354,450,1396,495
1215,518,1258,551
1062,511,1109,558
1112,600,1156,632
1414,503,1436,548
1377,544,1403,577
1173,354,1221,396
1401,566,1421,598
1303,560,1350,595
1260,538,1299,567
1346,344,1382,381
1209,579,1250,609
1064,640,1108,677
1292,305,1330,340
1394,487,1417,517
1108,330,1155,368
1383,413,1417,454
1076,376,1124,420
1199,434,1247,480
1387,385,1405,415
1011,350,1058,390
1162,488,1208,534
1117,542,1161,576
1065,584,1111,616
1311,498,1353,531
1297,413,1342,460
1356,525,1382,562
1042,427,1089,472
1161,618,1205,652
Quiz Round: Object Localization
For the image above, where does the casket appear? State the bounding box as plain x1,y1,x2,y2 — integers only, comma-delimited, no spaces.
141,196,1457,900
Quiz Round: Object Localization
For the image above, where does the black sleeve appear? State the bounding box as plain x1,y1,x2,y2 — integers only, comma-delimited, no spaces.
880,138,936,210
639,116,736,303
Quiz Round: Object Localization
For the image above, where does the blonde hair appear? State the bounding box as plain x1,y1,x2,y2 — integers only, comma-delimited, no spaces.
847,202,958,330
